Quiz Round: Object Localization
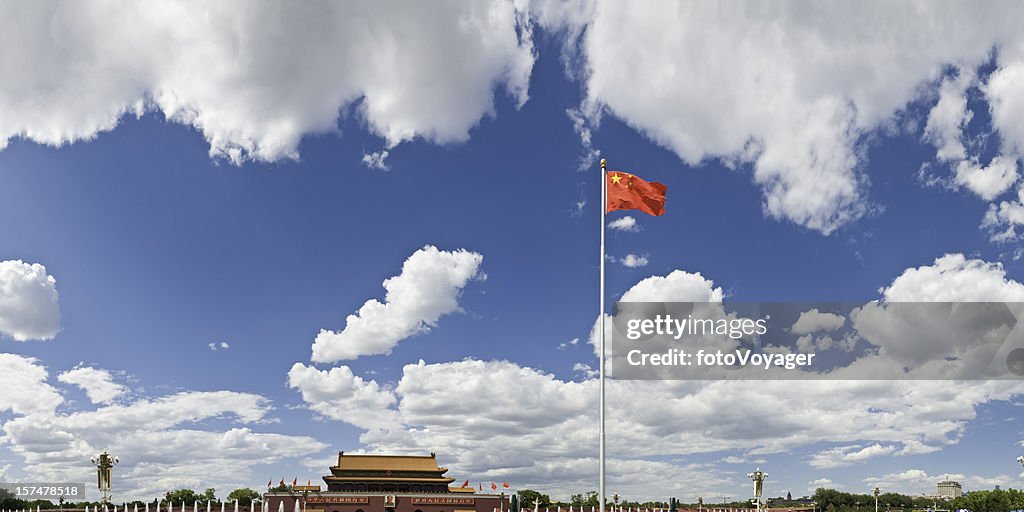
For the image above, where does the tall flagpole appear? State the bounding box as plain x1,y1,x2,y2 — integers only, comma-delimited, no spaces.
599,158,607,512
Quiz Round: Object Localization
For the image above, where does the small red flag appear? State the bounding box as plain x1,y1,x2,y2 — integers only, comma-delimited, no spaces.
491,482,497,491
279,479,285,487
502,482,510,489
478,482,482,491
267,481,272,488
292,478,297,486
307,479,311,486
461,480,469,488
606,171,667,216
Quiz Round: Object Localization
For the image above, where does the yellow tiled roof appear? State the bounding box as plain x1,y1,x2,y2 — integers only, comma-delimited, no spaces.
333,452,447,472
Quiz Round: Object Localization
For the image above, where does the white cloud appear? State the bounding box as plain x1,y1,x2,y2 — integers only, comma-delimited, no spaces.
570,190,587,218
860,469,1015,496
532,2,1024,234
621,269,724,303
286,363,397,430
719,455,765,465
361,150,390,171
0,354,63,416
208,341,230,351
879,253,1024,302
607,215,640,232
292,258,1024,499
310,245,483,362
0,260,60,341
0,2,535,164
611,253,649,268
296,355,1024,500
982,185,1024,242
557,337,579,350
808,443,897,469
953,156,1018,202
923,69,974,163
57,366,126,405
791,309,846,335
572,362,597,379
919,68,1019,201
808,478,836,489
567,107,601,171
2,385,326,501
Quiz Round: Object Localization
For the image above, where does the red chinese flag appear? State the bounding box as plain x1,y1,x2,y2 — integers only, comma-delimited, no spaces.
502,482,510,489
307,480,311,486
606,171,667,216
479,483,483,491
461,480,469,488
292,478,297,486
491,483,497,491
279,479,285,487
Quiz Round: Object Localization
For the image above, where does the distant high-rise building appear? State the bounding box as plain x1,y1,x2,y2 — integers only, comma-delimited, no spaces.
937,480,962,499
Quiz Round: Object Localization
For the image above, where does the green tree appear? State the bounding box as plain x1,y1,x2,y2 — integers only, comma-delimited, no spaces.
164,490,203,505
227,490,260,504
518,490,551,510
268,484,293,493
570,492,600,508
0,488,26,512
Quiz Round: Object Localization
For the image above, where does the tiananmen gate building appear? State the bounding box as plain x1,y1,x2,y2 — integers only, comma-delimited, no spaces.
264,452,508,512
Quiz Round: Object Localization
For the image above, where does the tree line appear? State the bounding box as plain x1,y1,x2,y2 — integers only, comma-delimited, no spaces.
0,488,261,511
812,487,1024,512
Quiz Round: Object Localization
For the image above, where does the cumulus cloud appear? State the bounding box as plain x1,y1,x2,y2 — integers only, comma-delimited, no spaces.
808,443,897,469
791,309,846,335
808,478,837,490
953,156,1018,201
57,366,126,405
0,354,63,416
0,260,60,341
207,341,230,351
286,363,397,430
291,261,1024,499
361,150,390,171
311,245,484,362
572,362,597,378
0,1,535,164
919,68,1019,201
607,215,640,232
0,356,328,500
530,1,1024,234
879,253,1024,302
610,253,649,268
557,337,579,350
294,354,1024,500
861,469,1016,496
982,185,1024,242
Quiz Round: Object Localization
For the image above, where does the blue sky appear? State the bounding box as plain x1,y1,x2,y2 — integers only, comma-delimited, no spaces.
2,0,1024,505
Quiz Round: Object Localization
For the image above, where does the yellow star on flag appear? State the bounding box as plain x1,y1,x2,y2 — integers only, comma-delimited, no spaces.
611,173,622,185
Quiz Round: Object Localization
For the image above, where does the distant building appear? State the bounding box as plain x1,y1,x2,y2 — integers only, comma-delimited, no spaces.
937,480,962,499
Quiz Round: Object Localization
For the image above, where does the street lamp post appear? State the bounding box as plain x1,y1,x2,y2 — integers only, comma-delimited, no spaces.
90,451,119,505
747,469,767,512
873,488,880,512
